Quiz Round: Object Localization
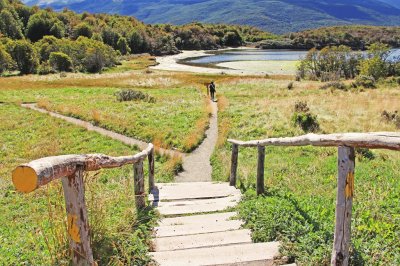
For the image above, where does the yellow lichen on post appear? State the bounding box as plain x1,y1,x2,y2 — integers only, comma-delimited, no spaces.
345,172,354,199
12,166,38,193
67,214,81,243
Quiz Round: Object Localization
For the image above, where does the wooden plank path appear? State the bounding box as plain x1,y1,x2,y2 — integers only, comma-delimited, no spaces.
149,182,282,266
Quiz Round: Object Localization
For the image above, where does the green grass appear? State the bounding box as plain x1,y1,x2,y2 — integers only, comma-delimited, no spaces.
0,103,175,265
0,86,208,152
212,78,400,265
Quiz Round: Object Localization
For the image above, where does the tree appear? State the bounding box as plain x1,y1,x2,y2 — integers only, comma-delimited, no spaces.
8,40,39,74
359,43,391,80
0,44,14,74
49,52,72,72
0,9,23,39
117,36,130,55
73,23,93,39
26,11,62,42
223,31,242,47
49,21,65,38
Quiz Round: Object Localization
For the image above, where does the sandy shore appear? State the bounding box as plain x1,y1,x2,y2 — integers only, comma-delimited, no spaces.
151,49,279,76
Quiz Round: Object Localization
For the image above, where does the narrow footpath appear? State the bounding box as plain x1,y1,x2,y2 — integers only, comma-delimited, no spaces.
22,101,289,265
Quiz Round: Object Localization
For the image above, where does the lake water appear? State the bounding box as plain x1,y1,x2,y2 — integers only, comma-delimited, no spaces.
185,49,307,65
183,48,400,65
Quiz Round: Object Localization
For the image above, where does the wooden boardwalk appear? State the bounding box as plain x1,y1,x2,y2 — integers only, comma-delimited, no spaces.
149,182,283,266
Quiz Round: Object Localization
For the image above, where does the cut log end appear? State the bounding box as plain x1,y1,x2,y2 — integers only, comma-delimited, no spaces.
12,166,38,193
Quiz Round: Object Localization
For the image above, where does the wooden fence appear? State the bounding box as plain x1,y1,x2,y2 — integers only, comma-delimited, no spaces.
228,132,400,266
12,143,155,265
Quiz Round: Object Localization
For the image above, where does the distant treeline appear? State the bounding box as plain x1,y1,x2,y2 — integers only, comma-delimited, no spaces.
259,26,400,50
0,0,273,74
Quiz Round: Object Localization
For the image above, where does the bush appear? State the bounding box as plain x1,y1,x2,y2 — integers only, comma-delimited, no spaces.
115,89,155,103
292,101,319,132
382,110,400,129
8,39,39,74
287,82,294,90
319,81,347,91
354,75,376,89
49,52,73,72
37,61,55,75
0,44,14,74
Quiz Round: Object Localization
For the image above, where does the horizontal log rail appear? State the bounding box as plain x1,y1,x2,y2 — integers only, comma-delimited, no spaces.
12,143,155,265
227,132,400,266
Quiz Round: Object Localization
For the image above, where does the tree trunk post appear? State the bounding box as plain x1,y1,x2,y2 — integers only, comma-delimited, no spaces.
331,146,355,266
148,147,155,192
61,165,94,266
134,160,146,209
230,144,239,187
257,145,266,195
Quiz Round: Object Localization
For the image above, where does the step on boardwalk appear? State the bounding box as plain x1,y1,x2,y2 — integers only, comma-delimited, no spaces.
149,182,281,266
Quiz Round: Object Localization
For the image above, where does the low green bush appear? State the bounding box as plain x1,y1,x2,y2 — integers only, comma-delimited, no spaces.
115,89,156,103
354,75,376,89
319,81,347,91
292,101,319,132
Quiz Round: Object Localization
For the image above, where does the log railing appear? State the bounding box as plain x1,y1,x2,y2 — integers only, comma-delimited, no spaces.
12,144,155,265
227,132,400,266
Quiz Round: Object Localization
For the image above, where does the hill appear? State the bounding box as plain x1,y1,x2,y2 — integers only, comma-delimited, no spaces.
22,0,400,34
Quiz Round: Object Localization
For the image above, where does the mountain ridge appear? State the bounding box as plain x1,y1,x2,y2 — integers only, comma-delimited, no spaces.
22,0,400,34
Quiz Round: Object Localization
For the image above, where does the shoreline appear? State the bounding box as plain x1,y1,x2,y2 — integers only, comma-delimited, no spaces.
151,48,287,76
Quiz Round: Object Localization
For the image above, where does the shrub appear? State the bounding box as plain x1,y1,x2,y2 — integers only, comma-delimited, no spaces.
0,44,14,74
355,148,375,161
37,61,55,75
115,89,156,103
319,81,347,91
354,75,376,89
8,39,39,74
49,52,73,72
292,101,319,132
287,82,294,90
382,110,400,129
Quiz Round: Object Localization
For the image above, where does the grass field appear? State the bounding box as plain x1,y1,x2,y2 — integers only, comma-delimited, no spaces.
1,54,400,265
211,78,400,265
0,103,182,264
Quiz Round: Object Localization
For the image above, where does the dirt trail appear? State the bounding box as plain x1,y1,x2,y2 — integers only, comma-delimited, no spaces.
21,103,181,158
21,101,219,182
175,101,218,182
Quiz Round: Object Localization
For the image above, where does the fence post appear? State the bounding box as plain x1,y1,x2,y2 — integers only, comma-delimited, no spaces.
331,146,355,266
148,147,155,192
257,145,266,195
61,165,94,266
230,144,239,186
134,159,146,209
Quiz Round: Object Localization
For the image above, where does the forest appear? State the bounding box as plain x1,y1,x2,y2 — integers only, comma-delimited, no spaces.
0,0,272,74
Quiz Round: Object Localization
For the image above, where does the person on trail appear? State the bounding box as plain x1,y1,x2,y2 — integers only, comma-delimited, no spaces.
209,81,216,101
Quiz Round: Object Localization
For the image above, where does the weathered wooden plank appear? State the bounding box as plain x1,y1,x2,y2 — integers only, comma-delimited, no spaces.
134,160,146,209
148,147,155,192
228,132,400,150
156,195,241,216
149,182,240,201
230,144,239,186
153,229,252,251
12,144,153,193
257,146,265,195
61,166,94,266
150,242,280,266
331,146,355,266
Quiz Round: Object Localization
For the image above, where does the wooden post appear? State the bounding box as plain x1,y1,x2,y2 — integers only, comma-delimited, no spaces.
61,165,94,266
134,159,146,209
148,147,155,192
331,146,355,266
257,146,265,195
230,144,239,186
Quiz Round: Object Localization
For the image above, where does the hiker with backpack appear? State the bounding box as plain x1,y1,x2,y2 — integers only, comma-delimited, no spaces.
208,81,216,101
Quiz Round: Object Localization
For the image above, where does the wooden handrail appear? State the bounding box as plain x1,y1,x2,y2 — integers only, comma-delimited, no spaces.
228,132,399,266
228,132,400,150
11,144,155,265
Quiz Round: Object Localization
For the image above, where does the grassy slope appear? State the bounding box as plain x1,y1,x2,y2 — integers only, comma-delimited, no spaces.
212,78,400,265
0,103,179,264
